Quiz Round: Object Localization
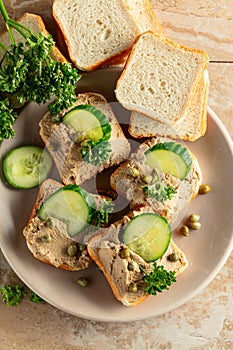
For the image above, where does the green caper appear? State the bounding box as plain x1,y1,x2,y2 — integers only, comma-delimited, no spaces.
78,243,86,252
77,277,88,287
189,221,201,230
45,217,54,228
41,234,51,243
199,184,211,194
120,247,131,259
128,261,138,271
50,114,60,123
167,252,179,262
67,244,78,257
141,174,153,184
189,214,200,222
180,225,189,236
128,282,138,293
128,167,140,178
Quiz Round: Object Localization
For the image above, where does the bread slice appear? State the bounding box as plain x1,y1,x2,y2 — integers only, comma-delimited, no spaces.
87,206,188,306
128,70,210,141
115,31,209,125
110,137,202,223
0,13,67,63
39,92,131,185
52,0,165,71
23,179,111,271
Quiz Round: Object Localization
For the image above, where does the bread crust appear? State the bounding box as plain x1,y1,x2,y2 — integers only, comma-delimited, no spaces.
87,206,188,306
23,179,103,271
128,70,209,141
52,0,165,71
110,136,202,223
115,31,209,124
39,92,131,185
0,12,67,64
24,179,81,271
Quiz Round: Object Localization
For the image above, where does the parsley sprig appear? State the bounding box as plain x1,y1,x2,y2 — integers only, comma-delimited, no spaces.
0,284,26,306
0,284,44,306
0,94,17,140
91,198,114,227
81,139,112,166
140,263,176,296
0,0,81,142
142,179,176,202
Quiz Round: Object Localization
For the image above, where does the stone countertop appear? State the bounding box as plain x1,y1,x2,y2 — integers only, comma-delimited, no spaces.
0,1,232,349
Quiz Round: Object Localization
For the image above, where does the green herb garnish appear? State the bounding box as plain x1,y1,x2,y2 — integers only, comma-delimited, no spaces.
29,291,44,303
0,284,45,305
140,263,176,296
142,181,176,202
0,284,27,306
91,198,114,227
0,0,81,142
81,139,112,166
0,94,17,140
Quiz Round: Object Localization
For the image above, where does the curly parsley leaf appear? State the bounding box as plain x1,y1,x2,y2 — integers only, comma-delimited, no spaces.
0,3,82,142
91,198,114,227
29,291,44,303
0,95,17,141
142,182,176,202
140,263,176,296
0,284,45,305
0,284,27,306
141,171,176,202
81,139,112,166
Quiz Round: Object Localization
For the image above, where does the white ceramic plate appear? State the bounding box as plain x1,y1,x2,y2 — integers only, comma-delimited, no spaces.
0,68,233,322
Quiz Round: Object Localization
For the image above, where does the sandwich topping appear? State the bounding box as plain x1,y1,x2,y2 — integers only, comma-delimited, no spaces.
123,213,172,262
38,184,113,237
145,142,193,180
23,217,91,269
62,104,112,165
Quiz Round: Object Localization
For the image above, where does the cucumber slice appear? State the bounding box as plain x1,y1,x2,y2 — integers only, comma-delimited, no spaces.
38,185,92,236
123,213,171,262
62,104,111,143
145,142,192,180
3,146,52,189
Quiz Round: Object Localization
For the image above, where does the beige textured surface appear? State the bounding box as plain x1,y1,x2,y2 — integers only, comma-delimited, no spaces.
0,1,232,349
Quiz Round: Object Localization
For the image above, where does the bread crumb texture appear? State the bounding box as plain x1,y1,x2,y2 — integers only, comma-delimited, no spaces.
115,32,209,123
52,0,140,70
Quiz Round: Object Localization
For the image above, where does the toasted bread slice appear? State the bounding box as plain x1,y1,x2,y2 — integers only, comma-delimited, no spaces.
39,92,131,185
88,206,188,306
0,13,67,63
52,0,165,71
23,179,112,271
110,137,202,223
128,70,209,141
115,31,209,125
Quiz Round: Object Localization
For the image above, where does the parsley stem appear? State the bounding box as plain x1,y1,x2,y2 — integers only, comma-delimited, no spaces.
0,41,7,52
7,19,35,38
0,0,15,45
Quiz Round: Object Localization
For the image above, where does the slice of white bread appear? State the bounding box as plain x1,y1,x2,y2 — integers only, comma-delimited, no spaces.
52,0,165,71
23,179,111,271
129,70,210,141
115,31,209,125
87,206,188,306
39,92,131,185
0,13,67,63
110,137,202,223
